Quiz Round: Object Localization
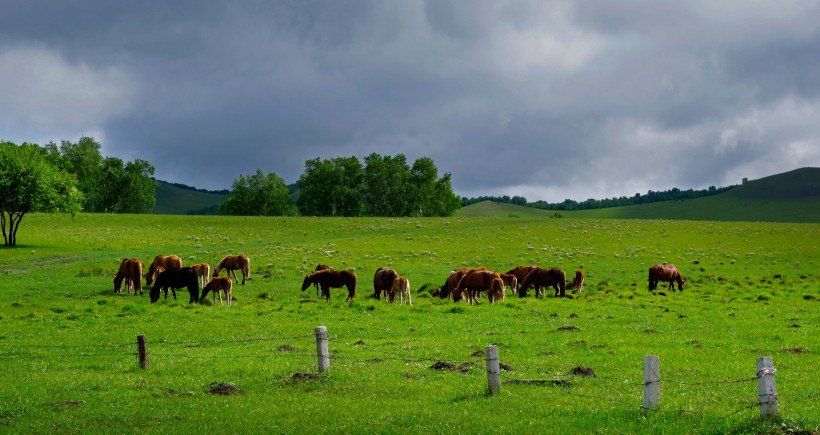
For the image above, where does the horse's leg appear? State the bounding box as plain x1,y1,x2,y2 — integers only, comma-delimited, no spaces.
172,288,177,300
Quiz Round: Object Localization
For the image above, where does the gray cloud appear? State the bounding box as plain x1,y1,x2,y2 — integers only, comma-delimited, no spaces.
1,0,819,201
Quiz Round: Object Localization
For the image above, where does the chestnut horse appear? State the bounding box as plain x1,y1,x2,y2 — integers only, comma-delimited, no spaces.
313,264,331,296
201,276,233,306
454,269,503,304
215,254,250,285
301,269,357,302
499,273,518,298
435,268,472,299
649,264,685,291
190,263,211,288
519,267,567,297
389,276,412,305
373,267,398,300
114,258,143,295
146,255,182,286
505,265,539,293
149,267,200,304
572,270,585,293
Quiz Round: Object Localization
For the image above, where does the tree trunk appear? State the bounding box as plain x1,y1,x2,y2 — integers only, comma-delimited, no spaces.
1,212,7,246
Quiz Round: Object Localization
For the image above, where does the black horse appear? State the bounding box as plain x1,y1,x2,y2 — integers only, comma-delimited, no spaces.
150,267,200,304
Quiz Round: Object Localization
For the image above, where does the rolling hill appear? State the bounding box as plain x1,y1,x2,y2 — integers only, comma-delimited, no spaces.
153,180,227,215
456,167,820,223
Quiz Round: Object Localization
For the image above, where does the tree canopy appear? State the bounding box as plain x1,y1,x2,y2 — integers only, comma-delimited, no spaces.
219,169,295,216
45,137,157,213
296,153,460,217
0,141,84,246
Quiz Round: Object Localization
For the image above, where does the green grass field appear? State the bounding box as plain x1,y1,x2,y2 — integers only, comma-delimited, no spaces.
1,213,818,434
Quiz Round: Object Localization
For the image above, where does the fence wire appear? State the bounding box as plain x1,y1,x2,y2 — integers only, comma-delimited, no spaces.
0,331,780,421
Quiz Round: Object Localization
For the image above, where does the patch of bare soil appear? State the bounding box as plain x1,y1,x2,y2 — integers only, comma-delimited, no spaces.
783,348,810,354
290,372,318,381
277,344,295,351
207,383,241,395
570,366,596,377
556,325,580,332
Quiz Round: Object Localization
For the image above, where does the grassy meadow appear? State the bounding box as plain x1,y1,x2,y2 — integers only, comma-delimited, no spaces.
1,213,818,434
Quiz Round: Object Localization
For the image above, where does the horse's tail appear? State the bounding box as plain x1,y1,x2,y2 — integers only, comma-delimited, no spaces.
243,257,250,279
559,269,567,296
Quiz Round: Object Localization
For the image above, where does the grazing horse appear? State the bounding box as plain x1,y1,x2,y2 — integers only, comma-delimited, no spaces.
189,263,211,288
454,269,503,304
435,268,472,299
389,276,412,305
201,276,233,306
313,264,331,296
519,267,567,297
373,267,398,300
487,277,506,303
215,254,250,285
649,264,685,291
505,265,539,294
149,267,200,304
572,270,585,293
114,258,143,295
499,273,518,298
146,255,182,286
301,269,357,302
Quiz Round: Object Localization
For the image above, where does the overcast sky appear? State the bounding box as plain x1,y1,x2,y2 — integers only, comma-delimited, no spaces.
2,1,819,201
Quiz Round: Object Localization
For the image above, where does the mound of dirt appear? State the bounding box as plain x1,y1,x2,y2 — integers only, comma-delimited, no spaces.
557,326,580,332
207,383,241,395
570,366,596,378
291,372,318,381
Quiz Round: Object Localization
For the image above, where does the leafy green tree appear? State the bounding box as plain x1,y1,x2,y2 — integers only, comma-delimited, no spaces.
408,157,438,216
362,153,410,216
57,137,103,211
0,141,84,246
220,169,294,216
98,157,157,213
297,157,363,216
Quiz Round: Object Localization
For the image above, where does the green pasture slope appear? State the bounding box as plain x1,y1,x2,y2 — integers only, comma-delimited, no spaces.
153,180,227,215
570,167,820,223
1,214,818,434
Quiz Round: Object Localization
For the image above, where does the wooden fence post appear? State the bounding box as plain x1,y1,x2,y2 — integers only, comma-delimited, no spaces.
485,345,501,395
137,334,148,369
315,326,330,373
643,355,660,414
756,356,777,418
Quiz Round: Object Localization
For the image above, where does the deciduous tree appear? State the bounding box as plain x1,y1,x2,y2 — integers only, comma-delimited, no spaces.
0,141,84,246
220,169,294,216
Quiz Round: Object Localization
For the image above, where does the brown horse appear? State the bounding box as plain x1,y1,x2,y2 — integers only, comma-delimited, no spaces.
389,276,412,305
114,258,143,295
487,277,506,303
499,273,518,297
301,269,357,302
572,270,585,293
201,276,233,306
215,254,250,285
190,263,211,288
454,269,503,304
313,264,331,296
373,267,398,300
505,265,539,293
434,268,473,299
146,255,182,286
649,264,685,291
519,267,567,297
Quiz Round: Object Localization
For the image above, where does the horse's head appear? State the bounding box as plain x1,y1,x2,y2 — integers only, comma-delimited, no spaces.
679,278,686,291
149,285,160,303
301,275,311,291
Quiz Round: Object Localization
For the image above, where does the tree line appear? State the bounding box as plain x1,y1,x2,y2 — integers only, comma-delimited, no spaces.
220,153,461,217
461,185,736,211
1,138,156,246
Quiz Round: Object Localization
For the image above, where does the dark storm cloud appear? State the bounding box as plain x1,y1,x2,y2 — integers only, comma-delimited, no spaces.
1,0,819,200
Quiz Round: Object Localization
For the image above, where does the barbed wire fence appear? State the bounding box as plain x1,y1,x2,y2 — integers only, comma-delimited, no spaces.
0,326,779,420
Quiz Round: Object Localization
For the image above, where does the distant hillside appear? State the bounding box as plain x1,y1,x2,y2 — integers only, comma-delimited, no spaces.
153,180,228,215
571,167,820,222
454,200,552,218
457,167,820,223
